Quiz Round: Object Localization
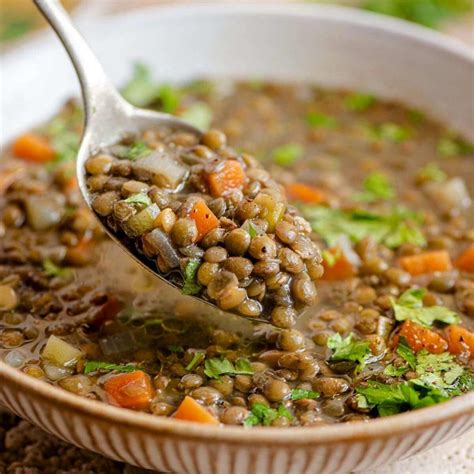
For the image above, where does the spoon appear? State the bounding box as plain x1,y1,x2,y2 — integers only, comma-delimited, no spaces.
32,0,228,310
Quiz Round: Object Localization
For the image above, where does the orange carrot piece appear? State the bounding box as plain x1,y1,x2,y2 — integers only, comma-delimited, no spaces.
12,133,56,164
286,182,326,204
104,371,154,410
65,237,95,267
320,248,356,281
455,245,474,273
189,199,220,241
446,325,474,358
399,250,452,276
396,320,448,354
207,160,245,197
174,396,219,425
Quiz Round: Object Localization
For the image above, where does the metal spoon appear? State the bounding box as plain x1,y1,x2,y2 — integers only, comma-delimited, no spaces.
33,0,273,322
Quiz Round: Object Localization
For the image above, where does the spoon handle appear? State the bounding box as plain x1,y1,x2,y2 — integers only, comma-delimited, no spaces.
33,0,126,126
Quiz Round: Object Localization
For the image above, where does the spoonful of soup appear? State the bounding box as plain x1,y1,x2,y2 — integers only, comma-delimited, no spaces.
34,0,323,327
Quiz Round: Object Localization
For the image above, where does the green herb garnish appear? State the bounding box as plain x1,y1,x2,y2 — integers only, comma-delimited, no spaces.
122,63,160,107
306,112,338,129
291,389,320,401
124,193,152,207
84,361,137,375
42,259,72,279
180,102,213,130
391,288,461,327
302,205,425,249
204,357,254,379
186,352,205,371
322,249,340,268
125,142,152,161
363,0,473,29
358,347,472,416
182,258,202,296
437,137,474,157
271,143,304,166
378,122,411,143
396,337,417,369
327,333,376,372
416,163,447,183
168,345,184,353
355,171,395,202
345,93,375,111
244,403,293,427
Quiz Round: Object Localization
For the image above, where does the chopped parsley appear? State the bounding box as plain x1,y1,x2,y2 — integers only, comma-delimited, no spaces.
124,193,152,207
244,403,293,427
322,248,340,268
185,352,205,371
363,0,473,29
125,142,152,161
271,143,304,166
302,205,425,249
306,112,338,129
437,137,474,157
182,258,202,296
355,171,395,202
204,357,254,379
391,288,461,327
121,63,181,113
378,122,411,143
345,93,375,112
291,389,320,401
359,345,472,416
180,102,213,130
327,333,376,372
42,259,72,279
168,345,184,353
247,221,259,239
84,361,137,375
416,163,447,183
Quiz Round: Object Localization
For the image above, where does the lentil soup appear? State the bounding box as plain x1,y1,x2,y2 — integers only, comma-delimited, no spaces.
1,67,473,427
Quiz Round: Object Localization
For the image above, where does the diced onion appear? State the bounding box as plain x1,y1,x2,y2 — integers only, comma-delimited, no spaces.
41,335,83,367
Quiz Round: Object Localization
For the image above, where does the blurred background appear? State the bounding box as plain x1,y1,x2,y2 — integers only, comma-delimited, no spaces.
1,0,473,47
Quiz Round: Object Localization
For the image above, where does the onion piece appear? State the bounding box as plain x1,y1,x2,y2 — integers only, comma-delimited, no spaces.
424,178,471,214
24,193,65,230
124,204,160,238
41,335,83,367
142,228,180,269
133,150,188,190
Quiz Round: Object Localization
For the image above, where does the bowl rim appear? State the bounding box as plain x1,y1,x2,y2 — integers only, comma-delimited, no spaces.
1,2,473,446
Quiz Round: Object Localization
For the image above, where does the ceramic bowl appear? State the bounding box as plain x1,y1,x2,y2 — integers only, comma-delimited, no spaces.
1,4,473,473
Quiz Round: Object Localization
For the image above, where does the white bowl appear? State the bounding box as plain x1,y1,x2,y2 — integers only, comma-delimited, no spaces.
1,4,473,474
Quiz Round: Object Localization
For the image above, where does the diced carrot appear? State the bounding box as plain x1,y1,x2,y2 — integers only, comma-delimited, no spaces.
65,237,95,267
64,175,78,191
286,182,326,204
455,245,474,273
446,325,474,358
399,250,452,276
104,371,154,410
207,160,245,197
12,133,56,164
188,199,220,241
320,248,356,281
396,320,448,354
174,396,219,425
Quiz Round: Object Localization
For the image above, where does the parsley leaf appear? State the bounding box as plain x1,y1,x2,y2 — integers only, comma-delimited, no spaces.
122,63,160,107
158,84,181,114
180,102,213,130
355,171,395,202
42,259,72,279
244,403,293,427
396,337,417,369
168,345,184,353
185,351,205,371
322,248,341,268
363,0,473,29
383,364,408,377
302,205,425,249
306,112,338,129
271,143,304,166
124,193,152,207
416,163,447,183
437,137,474,157
378,122,411,143
345,93,376,111
125,142,152,161
84,361,137,375
327,333,376,372
182,258,202,296
291,389,320,400
391,288,461,327
204,357,254,379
